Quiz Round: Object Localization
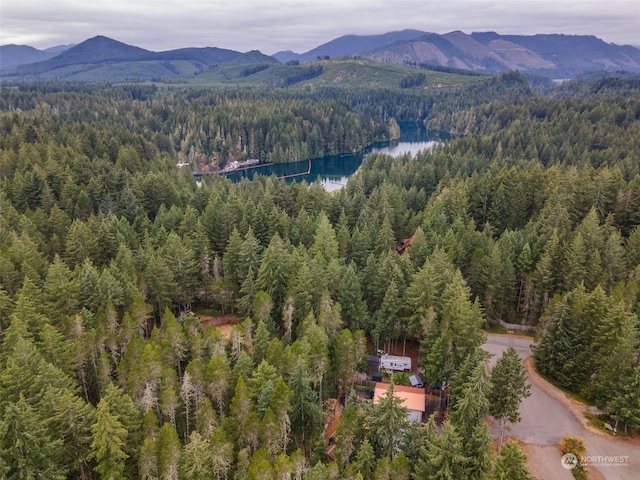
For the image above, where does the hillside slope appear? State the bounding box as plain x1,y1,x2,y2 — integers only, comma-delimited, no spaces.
287,30,640,78
189,58,488,89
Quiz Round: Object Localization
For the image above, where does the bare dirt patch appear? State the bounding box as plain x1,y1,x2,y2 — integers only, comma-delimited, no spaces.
324,398,343,461
198,314,239,339
323,398,342,444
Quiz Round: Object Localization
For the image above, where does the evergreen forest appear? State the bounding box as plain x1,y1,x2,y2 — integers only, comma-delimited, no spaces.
0,73,639,479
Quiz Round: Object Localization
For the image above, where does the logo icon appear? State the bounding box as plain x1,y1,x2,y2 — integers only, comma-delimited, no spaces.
561,453,579,469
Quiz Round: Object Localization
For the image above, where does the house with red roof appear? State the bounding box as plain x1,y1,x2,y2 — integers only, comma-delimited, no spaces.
373,383,426,424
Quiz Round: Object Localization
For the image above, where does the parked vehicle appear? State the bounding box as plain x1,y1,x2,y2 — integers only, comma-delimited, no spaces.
409,374,424,388
380,354,411,372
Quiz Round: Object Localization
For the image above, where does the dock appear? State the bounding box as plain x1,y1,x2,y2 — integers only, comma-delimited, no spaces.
277,159,311,179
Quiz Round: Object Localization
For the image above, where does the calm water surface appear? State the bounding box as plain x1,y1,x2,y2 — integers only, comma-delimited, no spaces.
223,123,451,191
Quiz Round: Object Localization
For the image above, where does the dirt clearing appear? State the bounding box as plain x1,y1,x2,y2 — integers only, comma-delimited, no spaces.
198,314,239,339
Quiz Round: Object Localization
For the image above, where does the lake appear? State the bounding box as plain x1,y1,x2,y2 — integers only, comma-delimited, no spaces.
222,123,451,191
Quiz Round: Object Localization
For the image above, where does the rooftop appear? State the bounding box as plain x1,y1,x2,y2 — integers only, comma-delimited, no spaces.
373,383,425,412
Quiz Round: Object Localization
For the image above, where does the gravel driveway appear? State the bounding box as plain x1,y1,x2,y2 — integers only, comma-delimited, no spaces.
483,334,639,480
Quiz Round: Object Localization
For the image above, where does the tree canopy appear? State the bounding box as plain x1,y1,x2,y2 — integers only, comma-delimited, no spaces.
1,74,638,478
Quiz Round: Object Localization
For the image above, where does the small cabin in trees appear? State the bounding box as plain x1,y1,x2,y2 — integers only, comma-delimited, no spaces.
373,383,426,423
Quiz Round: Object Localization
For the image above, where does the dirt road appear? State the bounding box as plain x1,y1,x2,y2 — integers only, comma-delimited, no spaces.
483,334,639,480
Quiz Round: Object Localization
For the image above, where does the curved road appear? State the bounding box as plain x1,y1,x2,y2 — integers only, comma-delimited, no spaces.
483,334,639,480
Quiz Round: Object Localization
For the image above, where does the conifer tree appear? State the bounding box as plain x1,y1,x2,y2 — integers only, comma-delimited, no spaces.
449,361,491,436
157,422,181,480
0,284,12,335
289,448,308,480
179,431,212,480
273,453,293,480
269,377,293,455
334,328,357,398
310,212,339,267
489,347,531,447
41,387,96,477
370,382,409,458
210,427,234,480
593,310,638,415
43,254,79,324
102,383,143,476
354,439,376,480
373,457,392,480
390,454,411,480
1,394,66,480
223,227,244,292
139,434,159,480
334,394,362,468
337,262,368,330
228,376,256,449
239,228,262,286
492,441,536,480
247,448,274,480
91,397,129,480
259,407,281,458
161,232,198,309
256,233,291,314
206,351,232,417
289,362,322,452
147,254,178,314
413,420,468,480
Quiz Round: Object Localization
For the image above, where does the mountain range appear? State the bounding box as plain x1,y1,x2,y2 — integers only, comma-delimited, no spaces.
275,30,640,78
2,30,640,83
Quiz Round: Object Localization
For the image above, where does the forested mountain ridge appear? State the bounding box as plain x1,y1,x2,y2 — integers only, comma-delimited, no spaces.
0,76,638,478
1,36,278,81
276,30,640,78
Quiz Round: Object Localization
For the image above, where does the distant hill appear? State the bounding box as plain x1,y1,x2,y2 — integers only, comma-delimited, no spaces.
272,50,300,64
274,29,427,63
13,36,151,76
228,51,280,65
286,30,640,78
44,44,76,55
0,44,73,69
152,46,242,66
2,35,279,81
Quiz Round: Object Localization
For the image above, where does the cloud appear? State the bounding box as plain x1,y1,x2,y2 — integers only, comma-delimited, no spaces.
1,0,638,53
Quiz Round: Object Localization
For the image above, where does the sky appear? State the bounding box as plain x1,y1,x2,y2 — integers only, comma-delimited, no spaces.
1,0,639,54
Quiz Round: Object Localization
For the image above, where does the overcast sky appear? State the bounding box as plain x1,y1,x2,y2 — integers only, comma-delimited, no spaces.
2,0,639,54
